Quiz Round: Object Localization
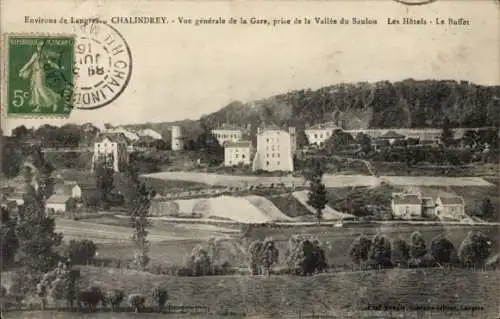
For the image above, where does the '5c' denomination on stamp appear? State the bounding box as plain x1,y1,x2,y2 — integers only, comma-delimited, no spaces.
6,35,75,117
73,22,132,110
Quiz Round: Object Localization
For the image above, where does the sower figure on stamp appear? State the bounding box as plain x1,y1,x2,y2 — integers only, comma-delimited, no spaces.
18,40,63,112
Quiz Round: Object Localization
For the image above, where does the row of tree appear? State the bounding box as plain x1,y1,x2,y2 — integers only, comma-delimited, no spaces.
350,230,494,268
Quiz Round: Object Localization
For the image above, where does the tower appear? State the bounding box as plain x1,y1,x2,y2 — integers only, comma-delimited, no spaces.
171,125,184,151
289,127,296,153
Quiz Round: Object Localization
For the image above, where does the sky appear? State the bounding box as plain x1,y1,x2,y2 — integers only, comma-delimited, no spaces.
1,0,499,134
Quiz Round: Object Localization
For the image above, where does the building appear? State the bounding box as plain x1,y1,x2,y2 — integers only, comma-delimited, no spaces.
105,126,140,142
435,196,466,219
211,126,244,146
91,133,129,172
305,122,340,147
224,141,252,166
391,193,422,219
252,126,295,172
421,197,436,217
137,128,162,140
46,194,71,213
171,125,184,151
377,131,406,145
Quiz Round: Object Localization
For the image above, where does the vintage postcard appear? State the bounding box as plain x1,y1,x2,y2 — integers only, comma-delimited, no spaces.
0,0,499,318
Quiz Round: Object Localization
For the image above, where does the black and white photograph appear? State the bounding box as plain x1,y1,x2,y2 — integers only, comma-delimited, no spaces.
0,0,499,318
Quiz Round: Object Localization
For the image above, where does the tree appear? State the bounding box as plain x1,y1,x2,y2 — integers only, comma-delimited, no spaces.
349,234,372,265
66,239,97,265
440,118,454,147
95,161,115,207
16,165,62,274
462,130,480,148
429,235,455,264
369,234,392,267
355,132,372,154
307,179,328,223
409,231,427,259
185,245,212,276
37,261,75,309
248,240,264,275
458,231,492,267
195,131,224,165
0,207,19,266
130,181,155,270
391,238,410,267
323,129,354,153
286,235,327,276
474,197,495,219
11,125,31,138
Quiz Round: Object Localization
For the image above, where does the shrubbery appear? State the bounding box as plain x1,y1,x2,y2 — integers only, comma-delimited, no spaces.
286,235,327,276
66,239,97,265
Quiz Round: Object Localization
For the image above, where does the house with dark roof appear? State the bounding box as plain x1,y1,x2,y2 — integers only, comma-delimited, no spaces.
224,140,253,166
435,196,465,219
391,193,422,219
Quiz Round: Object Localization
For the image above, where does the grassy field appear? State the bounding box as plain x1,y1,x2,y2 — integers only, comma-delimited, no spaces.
62,267,500,317
70,217,500,270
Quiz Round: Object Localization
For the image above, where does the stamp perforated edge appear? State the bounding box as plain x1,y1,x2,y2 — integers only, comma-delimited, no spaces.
1,32,77,124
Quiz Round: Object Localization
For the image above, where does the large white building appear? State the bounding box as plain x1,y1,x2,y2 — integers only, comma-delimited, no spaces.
211,126,244,146
224,141,252,166
252,126,295,172
91,133,129,172
305,122,340,147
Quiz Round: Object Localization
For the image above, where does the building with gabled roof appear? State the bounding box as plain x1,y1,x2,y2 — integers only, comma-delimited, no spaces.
211,125,246,146
391,193,422,219
435,196,465,219
91,132,129,172
305,121,340,147
46,194,71,213
224,140,252,166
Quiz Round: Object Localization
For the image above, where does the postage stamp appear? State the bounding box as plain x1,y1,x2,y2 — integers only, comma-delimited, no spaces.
6,35,75,117
72,22,132,110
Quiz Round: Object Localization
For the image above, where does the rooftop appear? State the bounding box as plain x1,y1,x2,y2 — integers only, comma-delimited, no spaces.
438,196,464,205
379,131,406,139
46,194,71,203
392,194,421,205
308,121,340,130
224,140,252,148
95,132,129,144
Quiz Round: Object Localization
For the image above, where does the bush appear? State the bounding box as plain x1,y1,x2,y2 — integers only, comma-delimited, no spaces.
67,239,97,265
409,231,427,259
286,235,327,276
152,287,168,309
429,235,455,264
349,234,372,265
458,231,492,267
391,238,410,267
369,234,392,267
106,289,125,311
128,293,146,313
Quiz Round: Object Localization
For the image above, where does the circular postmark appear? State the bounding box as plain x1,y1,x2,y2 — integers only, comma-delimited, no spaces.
393,0,437,5
73,22,132,110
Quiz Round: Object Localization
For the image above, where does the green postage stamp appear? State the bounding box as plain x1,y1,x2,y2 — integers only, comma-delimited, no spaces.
5,35,75,116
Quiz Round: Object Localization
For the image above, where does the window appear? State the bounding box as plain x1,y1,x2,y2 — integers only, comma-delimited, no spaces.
266,154,269,158
266,161,270,166
242,154,245,159
266,138,270,143
314,134,318,138
277,153,280,158
277,161,280,165
272,154,274,158
235,154,239,158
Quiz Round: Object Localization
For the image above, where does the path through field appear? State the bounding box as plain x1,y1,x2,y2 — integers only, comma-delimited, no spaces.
142,171,494,187
292,190,355,220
